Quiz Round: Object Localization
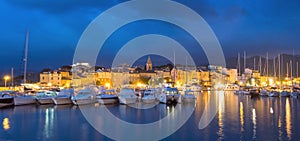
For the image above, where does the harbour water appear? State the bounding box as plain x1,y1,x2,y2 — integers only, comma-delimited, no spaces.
1,92,300,141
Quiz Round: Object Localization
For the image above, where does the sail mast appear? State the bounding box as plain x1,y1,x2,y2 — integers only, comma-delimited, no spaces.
24,30,29,83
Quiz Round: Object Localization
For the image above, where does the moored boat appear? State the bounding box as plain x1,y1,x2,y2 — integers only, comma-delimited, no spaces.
14,95,36,106
96,89,119,105
268,91,280,97
36,91,57,105
0,97,14,108
142,89,156,104
71,89,96,105
118,88,137,105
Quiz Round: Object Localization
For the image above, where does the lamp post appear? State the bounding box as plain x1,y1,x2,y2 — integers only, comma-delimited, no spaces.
4,76,10,88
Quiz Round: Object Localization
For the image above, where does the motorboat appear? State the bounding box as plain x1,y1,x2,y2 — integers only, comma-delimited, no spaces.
14,95,36,106
224,84,240,91
159,87,182,105
280,88,291,97
96,89,119,105
250,89,260,98
142,89,156,104
268,91,280,97
183,90,196,103
71,89,96,105
52,89,73,105
259,89,269,96
36,91,57,105
118,88,137,105
0,93,14,108
234,90,250,95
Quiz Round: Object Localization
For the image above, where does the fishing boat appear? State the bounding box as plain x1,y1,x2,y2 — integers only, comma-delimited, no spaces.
183,90,196,103
118,88,137,105
36,91,57,105
71,89,96,105
96,89,119,105
142,89,156,104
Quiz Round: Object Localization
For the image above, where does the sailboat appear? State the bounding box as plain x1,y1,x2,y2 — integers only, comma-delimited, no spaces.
13,30,37,106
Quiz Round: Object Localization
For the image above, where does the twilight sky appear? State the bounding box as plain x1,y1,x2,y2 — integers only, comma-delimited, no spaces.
0,0,300,75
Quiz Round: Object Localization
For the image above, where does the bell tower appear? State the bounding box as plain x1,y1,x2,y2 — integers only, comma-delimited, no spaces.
146,56,152,71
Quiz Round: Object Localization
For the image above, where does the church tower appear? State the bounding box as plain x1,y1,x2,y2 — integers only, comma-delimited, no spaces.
146,56,153,71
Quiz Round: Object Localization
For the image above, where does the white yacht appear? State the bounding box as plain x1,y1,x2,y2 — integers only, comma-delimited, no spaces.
159,87,182,105
142,89,156,104
224,84,240,91
36,91,57,105
268,91,280,97
14,95,36,106
96,89,119,105
259,89,269,96
52,89,73,105
71,89,96,105
118,88,137,105
280,88,291,97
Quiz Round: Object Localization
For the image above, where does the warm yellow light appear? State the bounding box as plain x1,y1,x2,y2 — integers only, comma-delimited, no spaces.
65,83,70,88
105,83,111,88
47,83,52,87
3,76,10,81
137,82,143,87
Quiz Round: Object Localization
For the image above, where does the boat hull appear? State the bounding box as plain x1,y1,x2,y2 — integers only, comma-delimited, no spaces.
0,98,14,108
142,98,156,104
14,97,36,106
72,99,96,105
52,97,72,105
97,98,119,105
37,98,54,105
118,97,137,105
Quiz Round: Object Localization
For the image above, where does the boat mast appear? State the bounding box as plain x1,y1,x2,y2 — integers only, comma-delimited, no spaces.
254,57,256,70
244,51,246,72
274,57,276,78
24,30,29,83
278,54,281,80
11,68,14,87
266,52,269,77
259,56,262,75
297,61,299,78
238,53,241,76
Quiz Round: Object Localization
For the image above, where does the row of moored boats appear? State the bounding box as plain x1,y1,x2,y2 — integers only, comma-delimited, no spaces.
0,87,198,108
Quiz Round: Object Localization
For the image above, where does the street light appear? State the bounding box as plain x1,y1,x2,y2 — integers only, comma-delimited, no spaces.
4,76,10,88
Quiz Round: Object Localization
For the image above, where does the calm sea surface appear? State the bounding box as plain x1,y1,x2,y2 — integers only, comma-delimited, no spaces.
1,92,300,141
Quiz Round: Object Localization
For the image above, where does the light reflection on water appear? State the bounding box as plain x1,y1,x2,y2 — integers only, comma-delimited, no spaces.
0,91,299,141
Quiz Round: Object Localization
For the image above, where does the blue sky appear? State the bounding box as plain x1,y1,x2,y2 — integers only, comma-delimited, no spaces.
0,0,300,75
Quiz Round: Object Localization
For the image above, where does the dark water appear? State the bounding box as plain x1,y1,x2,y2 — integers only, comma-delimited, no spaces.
1,92,300,141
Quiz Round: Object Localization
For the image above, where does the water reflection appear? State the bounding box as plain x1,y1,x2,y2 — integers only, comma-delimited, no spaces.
252,108,256,140
1,92,300,141
286,98,291,140
2,118,10,130
44,108,54,139
240,102,244,132
217,91,224,140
